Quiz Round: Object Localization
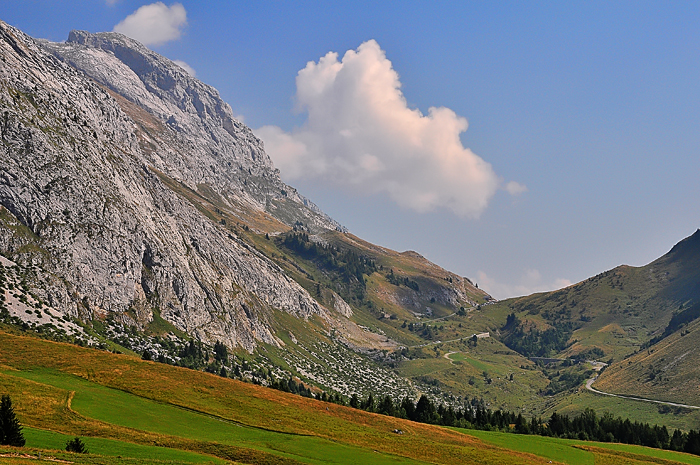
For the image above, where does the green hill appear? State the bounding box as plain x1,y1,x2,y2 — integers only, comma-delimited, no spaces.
488,229,700,363
595,314,700,407
1,330,698,465
466,230,700,426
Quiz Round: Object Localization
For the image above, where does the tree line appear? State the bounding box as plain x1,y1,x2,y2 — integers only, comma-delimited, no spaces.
280,232,377,285
268,379,700,456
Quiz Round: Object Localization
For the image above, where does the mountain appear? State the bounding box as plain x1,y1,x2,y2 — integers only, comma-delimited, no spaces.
489,229,700,363
591,230,700,405
471,229,700,424
0,19,492,402
0,20,336,352
42,29,342,235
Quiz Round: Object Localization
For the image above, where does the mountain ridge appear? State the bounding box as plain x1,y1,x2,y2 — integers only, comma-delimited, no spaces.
1,19,493,403
0,19,337,352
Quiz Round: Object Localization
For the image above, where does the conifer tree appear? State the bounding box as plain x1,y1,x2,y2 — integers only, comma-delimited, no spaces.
66,436,88,453
0,394,25,447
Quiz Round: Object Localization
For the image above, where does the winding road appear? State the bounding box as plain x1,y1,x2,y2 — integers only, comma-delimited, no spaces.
585,376,700,410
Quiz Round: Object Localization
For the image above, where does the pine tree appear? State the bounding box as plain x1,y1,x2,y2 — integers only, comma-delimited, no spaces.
213,340,228,364
66,436,88,453
0,394,25,447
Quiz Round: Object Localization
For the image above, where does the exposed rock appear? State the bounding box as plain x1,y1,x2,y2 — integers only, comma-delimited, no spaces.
331,291,353,318
42,30,343,235
0,20,338,351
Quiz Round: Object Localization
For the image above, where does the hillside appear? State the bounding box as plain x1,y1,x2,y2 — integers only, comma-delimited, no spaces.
1,330,698,465
0,330,549,465
0,18,507,406
467,230,700,424
487,229,700,363
594,312,700,407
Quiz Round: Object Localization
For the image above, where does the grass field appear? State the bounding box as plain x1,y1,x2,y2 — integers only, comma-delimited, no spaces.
0,330,697,464
24,428,228,464
464,429,700,465
544,387,700,433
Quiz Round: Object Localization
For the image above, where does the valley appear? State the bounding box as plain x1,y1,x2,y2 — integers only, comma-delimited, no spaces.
1,16,700,464
2,331,700,464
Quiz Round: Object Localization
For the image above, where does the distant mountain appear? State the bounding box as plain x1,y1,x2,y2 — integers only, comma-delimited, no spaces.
591,230,700,405
492,229,700,362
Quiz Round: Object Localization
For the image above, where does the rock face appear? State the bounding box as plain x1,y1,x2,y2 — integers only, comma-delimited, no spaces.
0,20,340,351
43,29,342,234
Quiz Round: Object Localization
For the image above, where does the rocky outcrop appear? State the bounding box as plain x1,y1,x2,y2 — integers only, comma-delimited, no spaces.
0,20,336,351
42,29,343,235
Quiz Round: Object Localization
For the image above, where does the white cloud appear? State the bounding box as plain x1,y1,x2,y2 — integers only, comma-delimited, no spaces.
113,2,187,47
105,0,121,5
173,59,196,77
256,40,522,218
505,181,528,196
476,270,572,300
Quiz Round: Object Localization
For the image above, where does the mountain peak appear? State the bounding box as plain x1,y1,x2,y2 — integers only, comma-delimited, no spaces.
43,28,343,234
666,229,700,260
58,29,249,146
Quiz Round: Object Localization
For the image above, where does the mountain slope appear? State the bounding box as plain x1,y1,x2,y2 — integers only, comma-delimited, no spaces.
0,20,338,353
0,19,501,404
590,231,700,404
594,315,700,406
488,229,700,363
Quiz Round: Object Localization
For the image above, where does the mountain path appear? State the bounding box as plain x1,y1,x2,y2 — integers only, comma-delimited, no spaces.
585,376,700,409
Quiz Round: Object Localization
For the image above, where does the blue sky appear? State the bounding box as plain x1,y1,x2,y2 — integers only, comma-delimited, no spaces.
3,1,699,298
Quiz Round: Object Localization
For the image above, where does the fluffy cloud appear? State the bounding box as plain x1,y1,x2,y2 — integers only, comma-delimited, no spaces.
173,59,196,77
256,40,523,218
476,269,572,300
113,2,187,47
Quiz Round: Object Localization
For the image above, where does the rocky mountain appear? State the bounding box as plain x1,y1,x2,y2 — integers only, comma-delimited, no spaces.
1,20,491,401
43,29,343,234
0,20,344,352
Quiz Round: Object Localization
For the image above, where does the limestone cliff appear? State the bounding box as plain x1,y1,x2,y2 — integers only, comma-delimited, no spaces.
0,20,338,351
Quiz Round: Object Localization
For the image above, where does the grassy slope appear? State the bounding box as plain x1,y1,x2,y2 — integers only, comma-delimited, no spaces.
0,331,695,464
468,231,700,421
590,232,700,406
548,388,700,433
463,429,700,465
594,317,700,406
488,230,700,363
0,330,543,465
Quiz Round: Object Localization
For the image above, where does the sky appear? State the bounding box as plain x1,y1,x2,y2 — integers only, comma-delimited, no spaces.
2,1,699,299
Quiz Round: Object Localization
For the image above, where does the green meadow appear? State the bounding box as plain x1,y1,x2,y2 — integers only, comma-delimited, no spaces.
463,429,700,465
1,330,698,464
